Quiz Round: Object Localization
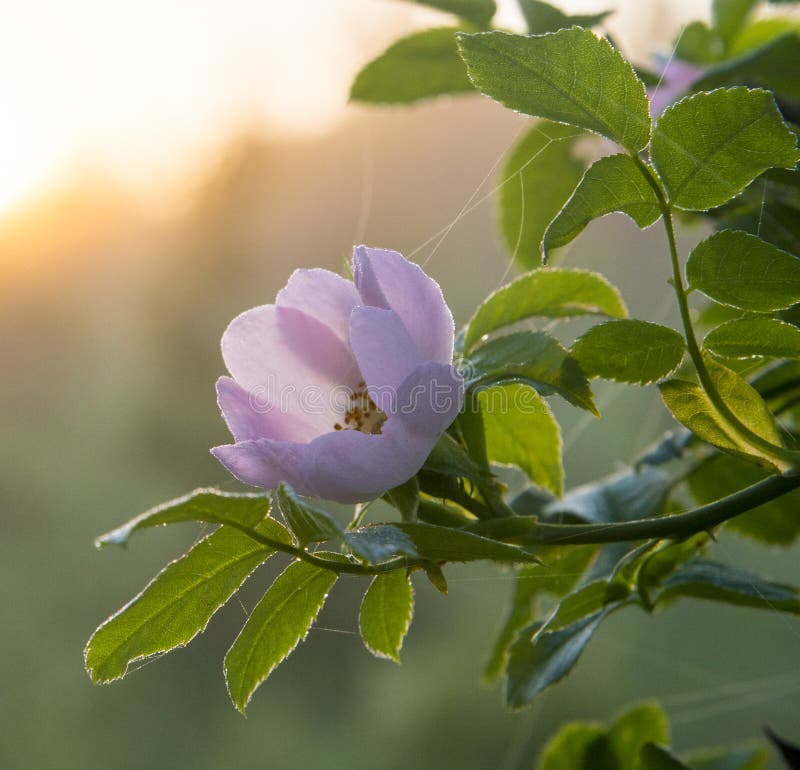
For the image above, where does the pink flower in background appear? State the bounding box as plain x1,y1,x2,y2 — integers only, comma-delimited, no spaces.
212,246,464,503
648,59,705,116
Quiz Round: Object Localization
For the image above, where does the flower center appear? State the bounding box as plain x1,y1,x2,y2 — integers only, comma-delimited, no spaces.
333,380,387,435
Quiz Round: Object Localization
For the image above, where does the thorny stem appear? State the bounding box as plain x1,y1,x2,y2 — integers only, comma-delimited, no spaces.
632,154,800,470
472,472,800,546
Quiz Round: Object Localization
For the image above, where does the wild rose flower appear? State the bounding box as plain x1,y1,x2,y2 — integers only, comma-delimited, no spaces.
212,246,464,503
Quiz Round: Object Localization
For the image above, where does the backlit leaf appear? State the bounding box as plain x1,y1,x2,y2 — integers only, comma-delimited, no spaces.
457,27,650,151
497,121,586,268
659,356,783,469
85,518,286,684
407,0,496,28
518,0,611,35
571,319,685,385
224,559,338,713
359,570,415,662
704,317,800,360
650,87,799,210
465,267,626,352
711,0,758,46
351,28,473,104
686,230,800,311
478,383,564,495
97,487,273,547
692,33,800,100
544,154,661,256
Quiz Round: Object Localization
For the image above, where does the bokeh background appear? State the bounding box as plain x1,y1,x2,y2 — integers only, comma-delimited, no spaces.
2,1,799,767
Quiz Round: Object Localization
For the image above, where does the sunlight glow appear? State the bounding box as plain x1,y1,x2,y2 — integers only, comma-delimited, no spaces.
0,0,706,215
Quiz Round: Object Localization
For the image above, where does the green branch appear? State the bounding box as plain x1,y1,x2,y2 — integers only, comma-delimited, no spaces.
472,471,800,545
219,520,422,576
632,154,800,470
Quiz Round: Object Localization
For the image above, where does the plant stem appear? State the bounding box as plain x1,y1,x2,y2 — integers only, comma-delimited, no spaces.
632,154,799,470
472,471,800,545
221,520,423,575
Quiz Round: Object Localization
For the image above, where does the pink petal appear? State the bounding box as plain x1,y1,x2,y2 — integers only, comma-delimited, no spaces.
276,268,361,344
221,304,361,434
211,439,304,491
216,376,319,443
352,245,455,364
349,306,423,413
391,361,464,435
212,362,465,503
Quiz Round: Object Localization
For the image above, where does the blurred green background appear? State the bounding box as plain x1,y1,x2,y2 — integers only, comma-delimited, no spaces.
1,1,799,767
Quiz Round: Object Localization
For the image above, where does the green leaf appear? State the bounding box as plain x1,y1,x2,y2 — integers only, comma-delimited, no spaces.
704,317,800,360
546,580,614,629
393,521,541,563
686,230,800,311
692,33,800,100
97,487,273,547
345,525,420,564
497,121,586,268
685,745,768,770
478,383,563,495
712,0,758,46
543,154,661,256
640,743,690,770
636,535,710,605
383,476,420,522
457,27,650,152
571,320,685,385
675,22,725,65
653,558,800,614
224,560,338,713
423,431,492,485
609,703,671,768
417,499,476,527
407,0,496,28
465,267,627,352
720,200,800,257
484,545,598,682
353,521,543,565
538,722,608,770
465,330,598,414
351,28,473,104
543,466,674,524
659,356,783,469
359,570,415,662
650,87,800,211
85,517,287,684
753,359,800,402
274,483,343,546
688,453,800,544
505,609,611,708
730,18,800,57
518,0,611,35
537,701,676,769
